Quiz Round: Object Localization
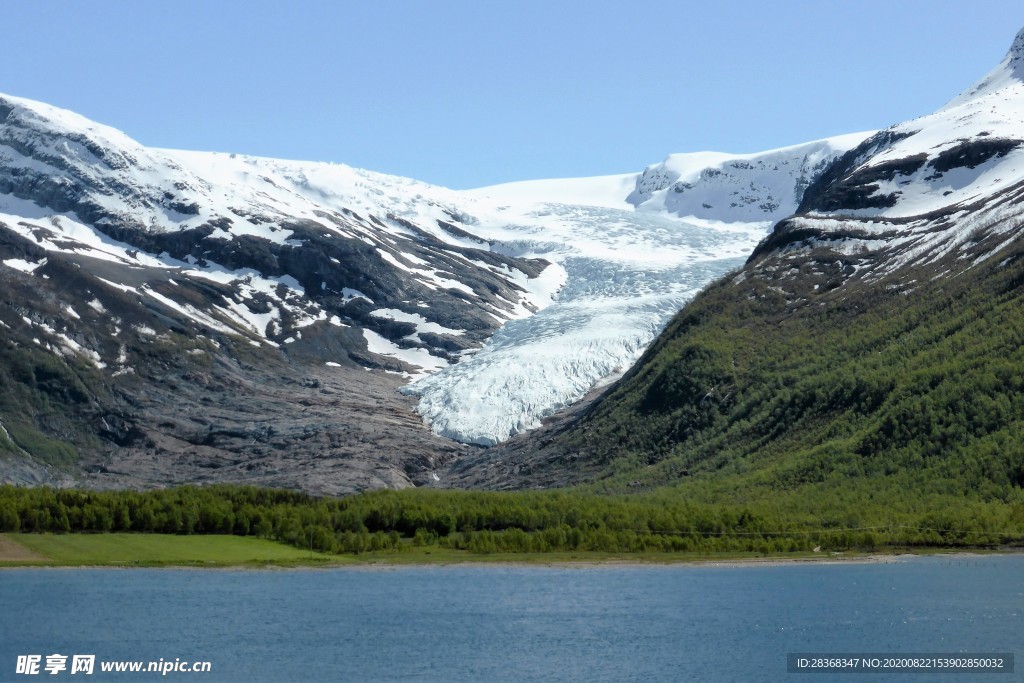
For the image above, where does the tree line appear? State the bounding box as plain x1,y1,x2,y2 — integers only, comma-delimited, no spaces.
1,485,1021,555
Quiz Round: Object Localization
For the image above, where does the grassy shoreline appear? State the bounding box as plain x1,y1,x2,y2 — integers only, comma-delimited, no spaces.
1,533,1018,569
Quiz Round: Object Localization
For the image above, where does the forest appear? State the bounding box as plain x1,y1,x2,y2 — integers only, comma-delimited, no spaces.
2,484,1021,556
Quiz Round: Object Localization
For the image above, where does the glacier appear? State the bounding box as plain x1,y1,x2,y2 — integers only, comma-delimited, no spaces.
396,134,871,446
403,202,761,445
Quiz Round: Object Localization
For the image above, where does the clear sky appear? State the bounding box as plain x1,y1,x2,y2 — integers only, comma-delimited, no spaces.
5,1,1022,188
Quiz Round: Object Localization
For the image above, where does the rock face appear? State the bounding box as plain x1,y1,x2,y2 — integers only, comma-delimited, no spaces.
0,251,470,494
0,94,559,492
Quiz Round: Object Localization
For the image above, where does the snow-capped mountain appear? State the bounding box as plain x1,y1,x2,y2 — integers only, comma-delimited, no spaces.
751,27,1024,282
439,26,1024,492
0,93,558,368
0,90,867,490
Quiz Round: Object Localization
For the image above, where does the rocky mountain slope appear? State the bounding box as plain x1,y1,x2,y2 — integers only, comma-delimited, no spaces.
444,27,1024,493
0,93,574,492
752,26,1024,283
0,95,559,358
0,93,865,492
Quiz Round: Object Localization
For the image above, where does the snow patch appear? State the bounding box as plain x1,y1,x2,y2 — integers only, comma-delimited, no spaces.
362,329,449,376
370,308,465,337
2,258,46,274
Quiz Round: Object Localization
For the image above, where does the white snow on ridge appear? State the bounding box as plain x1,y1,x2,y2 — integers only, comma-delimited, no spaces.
776,28,1024,279
0,89,870,446
0,92,560,335
628,132,873,224
465,173,638,210
820,28,1024,223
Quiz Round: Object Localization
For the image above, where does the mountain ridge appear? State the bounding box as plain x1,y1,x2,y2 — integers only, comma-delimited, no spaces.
0,90,866,490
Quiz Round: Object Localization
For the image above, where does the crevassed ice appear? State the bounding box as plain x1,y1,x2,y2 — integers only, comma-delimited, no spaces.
402,204,761,445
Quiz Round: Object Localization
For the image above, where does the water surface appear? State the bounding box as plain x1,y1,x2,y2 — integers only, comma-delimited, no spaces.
1,555,1020,681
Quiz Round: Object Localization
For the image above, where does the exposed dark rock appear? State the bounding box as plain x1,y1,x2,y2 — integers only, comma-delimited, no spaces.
436,219,486,243
797,130,917,214
930,138,1022,173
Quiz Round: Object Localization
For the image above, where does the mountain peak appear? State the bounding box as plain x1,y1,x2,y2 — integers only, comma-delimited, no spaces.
1011,25,1024,63
944,27,1024,108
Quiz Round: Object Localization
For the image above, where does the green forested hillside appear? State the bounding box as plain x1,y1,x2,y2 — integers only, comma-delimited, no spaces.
546,236,1024,518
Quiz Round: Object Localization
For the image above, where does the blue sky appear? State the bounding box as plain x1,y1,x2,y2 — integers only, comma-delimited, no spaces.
6,1,1022,188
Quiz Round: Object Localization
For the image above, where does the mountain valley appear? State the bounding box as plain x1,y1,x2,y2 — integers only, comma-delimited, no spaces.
5,27,1024,507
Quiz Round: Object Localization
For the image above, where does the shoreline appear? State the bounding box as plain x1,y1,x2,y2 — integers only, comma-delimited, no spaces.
2,549,1021,571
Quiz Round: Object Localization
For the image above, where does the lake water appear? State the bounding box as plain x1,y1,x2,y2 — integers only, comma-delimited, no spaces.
1,555,1021,681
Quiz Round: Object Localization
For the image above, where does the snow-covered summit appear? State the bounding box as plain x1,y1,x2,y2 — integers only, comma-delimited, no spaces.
627,133,871,224
0,93,145,155
0,91,564,376
946,25,1024,107
755,26,1024,289
794,26,1024,223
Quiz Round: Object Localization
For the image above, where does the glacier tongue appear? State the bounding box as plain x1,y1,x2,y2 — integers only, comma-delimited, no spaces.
402,202,763,445
398,134,870,446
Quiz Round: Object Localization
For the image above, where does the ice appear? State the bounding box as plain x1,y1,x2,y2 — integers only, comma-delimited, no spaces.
403,204,760,445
